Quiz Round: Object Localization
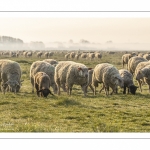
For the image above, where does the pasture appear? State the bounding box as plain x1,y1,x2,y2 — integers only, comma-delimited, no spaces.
0,51,150,132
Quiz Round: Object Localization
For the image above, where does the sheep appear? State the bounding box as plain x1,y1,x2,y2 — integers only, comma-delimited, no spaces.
54,61,92,96
30,61,57,94
0,59,23,94
27,52,32,58
95,52,102,59
88,53,95,60
43,59,58,66
138,53,144,57
80,53,87,59
143,54,150,60
49,52,54,57
92,63,124,96
135,65,150,93
44,52,49,58
134,61,150,92
70,52,75,59
122,53,136,69
34,72,54,97
75,53,81,60
65,53,70,60
23,51,28,58
128,56,147,75
37,52,43,58
119,69,138,95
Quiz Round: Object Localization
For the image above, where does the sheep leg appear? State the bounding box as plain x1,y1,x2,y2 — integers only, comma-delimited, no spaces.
31,77,34,93
94,86,96,95
81,85,87,96
137,80,142,92
99,83,105,93
88,84,94,93
123,86,126,94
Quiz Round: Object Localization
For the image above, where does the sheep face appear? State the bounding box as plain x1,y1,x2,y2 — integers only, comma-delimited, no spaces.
78,67,92,78
38,89,51,98
129,85,138,95
114,76,124,88
3,80,20,93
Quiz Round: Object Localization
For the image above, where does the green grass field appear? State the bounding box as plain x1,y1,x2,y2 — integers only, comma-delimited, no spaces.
0,51,150,132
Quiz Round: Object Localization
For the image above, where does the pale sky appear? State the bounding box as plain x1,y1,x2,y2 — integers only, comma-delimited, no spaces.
1,17,150,44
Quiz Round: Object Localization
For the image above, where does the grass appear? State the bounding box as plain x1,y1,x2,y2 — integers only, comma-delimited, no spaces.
0,51,150,132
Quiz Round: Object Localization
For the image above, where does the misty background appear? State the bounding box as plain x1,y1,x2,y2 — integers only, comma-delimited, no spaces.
0,36,150,51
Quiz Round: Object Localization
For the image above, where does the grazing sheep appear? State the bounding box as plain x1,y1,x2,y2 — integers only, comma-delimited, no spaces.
34,72,54,97
65,53,70,60
122,53,136,69
135,65,150,93
30,61,57,94
119,69,138,95
23,51,28,58
92,63,124,96
88,53,95,60
0,59,23,94
37,52,43,58
27,52,32,58
49,52,54,57
143,54,150,60
134,61,150,92
80,53,87,59
44,52,49,58
128,56,147,75
95,52,102,59
138,53,144,57
55,61,92,96
70,52,76,59
75,53,81,60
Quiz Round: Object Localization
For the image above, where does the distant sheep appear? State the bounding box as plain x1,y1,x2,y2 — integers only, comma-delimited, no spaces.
143,54,150,60
128,56,147,75
34,72,54,97
37,52,43,58
122,53,137,69
43,59,58,66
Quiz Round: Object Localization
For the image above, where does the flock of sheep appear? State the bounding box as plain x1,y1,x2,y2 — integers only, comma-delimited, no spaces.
0,50,150,98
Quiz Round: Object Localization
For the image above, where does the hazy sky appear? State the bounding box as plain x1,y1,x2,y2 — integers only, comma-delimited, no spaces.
1,17,150,44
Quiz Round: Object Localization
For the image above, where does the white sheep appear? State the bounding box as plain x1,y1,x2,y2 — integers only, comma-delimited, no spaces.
92,63,124,95
134,61,150,92
128,56,147,75
119,69,138,95
0,59,23,94
135,65,150,93
54,61,92,96
30,61,57,94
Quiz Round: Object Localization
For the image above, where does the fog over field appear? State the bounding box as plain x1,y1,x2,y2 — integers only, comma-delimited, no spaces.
1,18,150,51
